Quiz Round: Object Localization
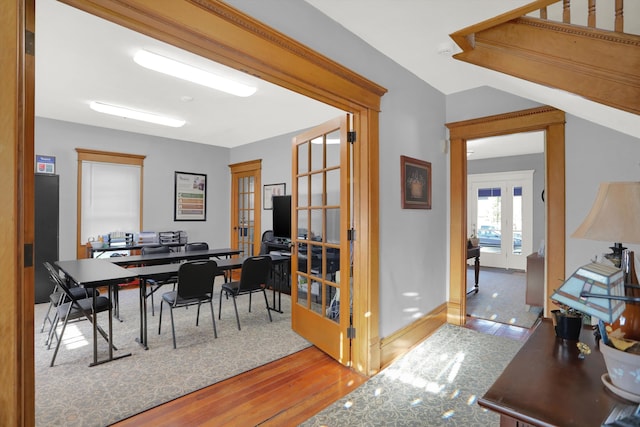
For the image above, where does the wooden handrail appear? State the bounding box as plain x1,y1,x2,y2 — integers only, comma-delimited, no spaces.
451,0,632,51
450,0,558,50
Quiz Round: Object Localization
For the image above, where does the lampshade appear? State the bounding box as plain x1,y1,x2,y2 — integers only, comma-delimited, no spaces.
551,262,626,324
571,182,640,244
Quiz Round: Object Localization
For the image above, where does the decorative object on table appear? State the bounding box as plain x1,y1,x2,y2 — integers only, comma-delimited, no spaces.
550,308,583,341
560,182,640,400
577,341,591,359
263,183,286,210
174,171,207,221
400,155,431,209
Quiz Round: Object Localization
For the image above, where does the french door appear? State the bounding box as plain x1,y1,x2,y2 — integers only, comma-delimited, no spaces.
291,115,352,364
229,160,261,259
468,171,533,270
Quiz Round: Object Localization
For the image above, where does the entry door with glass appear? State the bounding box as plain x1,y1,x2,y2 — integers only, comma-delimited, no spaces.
229,160,261,258
291,115,352,364
468,171,533,270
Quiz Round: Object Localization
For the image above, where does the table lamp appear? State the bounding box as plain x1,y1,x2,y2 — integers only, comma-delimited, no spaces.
562,182,640,400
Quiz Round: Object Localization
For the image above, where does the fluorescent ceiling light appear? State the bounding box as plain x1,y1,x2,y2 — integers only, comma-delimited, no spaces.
89,101,185,127
133,50,257,97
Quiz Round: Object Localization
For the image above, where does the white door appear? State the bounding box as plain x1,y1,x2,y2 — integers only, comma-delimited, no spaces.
468,171,533,270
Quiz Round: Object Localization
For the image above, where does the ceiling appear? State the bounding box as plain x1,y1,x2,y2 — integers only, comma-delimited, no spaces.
35,0,638,157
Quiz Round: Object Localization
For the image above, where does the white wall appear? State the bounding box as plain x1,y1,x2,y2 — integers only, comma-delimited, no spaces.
35,117,232,260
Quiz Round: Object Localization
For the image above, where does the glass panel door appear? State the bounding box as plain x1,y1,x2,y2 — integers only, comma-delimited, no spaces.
291,115,351,363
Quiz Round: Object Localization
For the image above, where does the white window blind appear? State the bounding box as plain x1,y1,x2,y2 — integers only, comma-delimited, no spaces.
81,160,141,243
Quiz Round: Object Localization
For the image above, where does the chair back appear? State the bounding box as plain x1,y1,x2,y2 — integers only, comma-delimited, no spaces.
238,256,272,293
185,242,209,252
177,260,218,299
259,231,274,255
141,244,171,255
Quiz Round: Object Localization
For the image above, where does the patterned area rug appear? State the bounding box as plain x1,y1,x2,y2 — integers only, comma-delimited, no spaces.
466,267,542,328
301,324,524,427
34,284,310,427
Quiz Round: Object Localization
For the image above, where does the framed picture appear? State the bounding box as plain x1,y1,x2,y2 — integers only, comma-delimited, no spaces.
174,171,207,221
263,183,286,210
401,155,431,209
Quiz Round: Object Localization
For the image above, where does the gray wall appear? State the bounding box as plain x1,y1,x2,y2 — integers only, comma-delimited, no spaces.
35,117,231,260
468,153,546,255
227,0,448,337
447,87,640,275
36,1,640,342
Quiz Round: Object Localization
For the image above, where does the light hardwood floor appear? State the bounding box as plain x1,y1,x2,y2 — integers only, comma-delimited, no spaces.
112,317,538,426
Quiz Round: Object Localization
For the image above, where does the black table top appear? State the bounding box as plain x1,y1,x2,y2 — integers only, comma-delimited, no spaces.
106,248,242,266
129,254,289,278
56,259,139,287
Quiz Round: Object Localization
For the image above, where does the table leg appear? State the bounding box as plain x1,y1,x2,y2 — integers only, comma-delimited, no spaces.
135,278,149,350
474,255,480,293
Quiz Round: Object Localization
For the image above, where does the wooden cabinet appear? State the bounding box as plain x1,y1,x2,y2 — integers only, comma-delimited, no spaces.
525,253,544,307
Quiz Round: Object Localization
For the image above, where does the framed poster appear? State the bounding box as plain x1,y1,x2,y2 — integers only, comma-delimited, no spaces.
401,155,431,209
174,171,207,221
263,183,286,210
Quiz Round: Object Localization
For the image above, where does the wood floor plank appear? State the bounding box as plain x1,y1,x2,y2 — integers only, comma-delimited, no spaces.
112,346,367,426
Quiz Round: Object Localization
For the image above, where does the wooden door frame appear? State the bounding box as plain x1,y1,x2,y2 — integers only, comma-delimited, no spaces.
5,3,387,422
229,159,262,258
446,106,566,325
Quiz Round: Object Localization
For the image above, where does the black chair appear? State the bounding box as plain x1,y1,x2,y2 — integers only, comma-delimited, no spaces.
185,242,209,252
259,230,274,255
40,262,99,345
45,263,114,367
141,244,176,316
158,260,219,349
218,256,272,330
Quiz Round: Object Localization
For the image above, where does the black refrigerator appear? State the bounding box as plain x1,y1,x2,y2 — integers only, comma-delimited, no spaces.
34,174,59,303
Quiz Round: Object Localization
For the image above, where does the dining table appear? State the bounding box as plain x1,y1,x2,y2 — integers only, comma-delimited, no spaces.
55,258,139,366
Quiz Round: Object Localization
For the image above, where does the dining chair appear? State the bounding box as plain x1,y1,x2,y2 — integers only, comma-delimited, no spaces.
141,244,176,316
184,242,209,252
218,255,272,331
158,260,219,349
46,264,114,367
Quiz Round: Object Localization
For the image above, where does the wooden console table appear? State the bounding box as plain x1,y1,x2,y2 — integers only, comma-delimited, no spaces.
479,319,624,426
467,245,480,294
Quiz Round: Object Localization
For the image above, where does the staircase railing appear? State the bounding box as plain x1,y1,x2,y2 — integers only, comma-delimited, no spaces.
531,0,634,34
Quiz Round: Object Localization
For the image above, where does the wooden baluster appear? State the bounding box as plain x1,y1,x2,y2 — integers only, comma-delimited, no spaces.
615,0,624,32
588,0,596,28
540,7,548,20
563,0,571,24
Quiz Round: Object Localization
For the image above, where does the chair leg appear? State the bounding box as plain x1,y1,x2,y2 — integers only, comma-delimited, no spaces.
40,302,54,333
218,291,223,320
232,296,241,331
50,317,69,367
158,299,164,335
150,288,155,317
262,290,273,322
208,301,217,338
196,302,201,326
169,306,177,349
249,293,252,313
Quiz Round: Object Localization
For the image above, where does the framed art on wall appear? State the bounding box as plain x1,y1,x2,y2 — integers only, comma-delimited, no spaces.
401,155,431,209
174,171,207,221
263,183,286,210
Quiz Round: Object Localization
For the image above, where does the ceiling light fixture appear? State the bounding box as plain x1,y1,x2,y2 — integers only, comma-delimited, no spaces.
89,101,186,127
133,50,257,97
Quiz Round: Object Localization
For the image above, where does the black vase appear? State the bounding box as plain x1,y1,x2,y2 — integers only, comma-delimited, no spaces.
552,310,582,340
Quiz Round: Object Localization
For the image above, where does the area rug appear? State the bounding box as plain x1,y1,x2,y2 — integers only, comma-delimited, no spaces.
466,267,542,328
301,323,523,427
34,284,310,427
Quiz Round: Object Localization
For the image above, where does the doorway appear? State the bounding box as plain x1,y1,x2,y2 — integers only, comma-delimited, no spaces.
468,170,534,271
229,160,262,259
446,106,566,325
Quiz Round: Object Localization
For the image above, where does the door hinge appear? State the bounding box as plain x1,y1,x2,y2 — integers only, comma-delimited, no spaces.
347,228,356,241
25,30,35,56
347,326,356,339
347,131,356,144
